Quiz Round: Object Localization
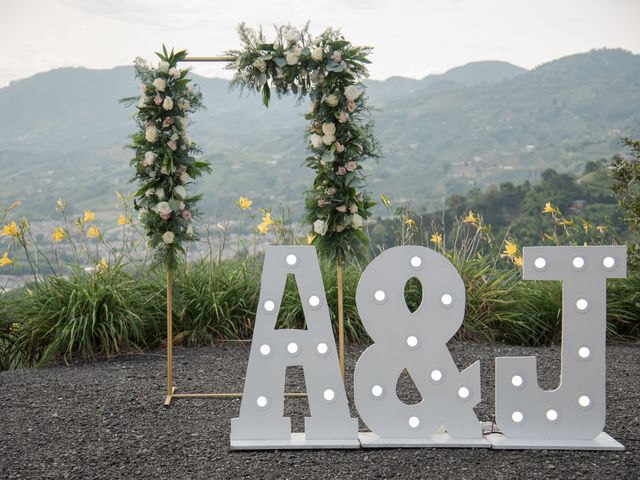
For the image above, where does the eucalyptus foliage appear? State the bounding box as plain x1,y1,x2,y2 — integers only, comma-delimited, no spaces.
226,23,381,262
123,46,211,269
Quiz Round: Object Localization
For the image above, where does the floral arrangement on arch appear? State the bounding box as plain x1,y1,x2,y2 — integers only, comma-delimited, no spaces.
226,23,381,262
123,46,211,268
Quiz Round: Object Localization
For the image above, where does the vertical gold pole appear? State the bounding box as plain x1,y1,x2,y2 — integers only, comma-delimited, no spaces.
336,259,346,381
164,267,174,405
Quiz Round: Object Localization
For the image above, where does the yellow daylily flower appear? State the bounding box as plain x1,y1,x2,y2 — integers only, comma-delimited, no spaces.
513,256,524,268
430,232,443,245
596,225,607,234
257,222,269,235
463,211,478,225
56,198,65,212
582,220,592,233
503,239,518,259
380,193,392,207
307,233,316,245
52,227,67,243
1,221,19,237
542,202,556,214
237,196,253,210
403,215,415,227
98,258,108,272
83,210,96,223
117,214,130,225
262,212,274,226
0,252,13,267
558,219,573,226
87,225,101,238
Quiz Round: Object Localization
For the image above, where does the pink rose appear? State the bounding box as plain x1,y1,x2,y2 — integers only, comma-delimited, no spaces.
162,117,174,128
335,142,345,153
160,212,171,220
347,100,356,113
179,171,190,183
346,161,357,172
154,95,163,105
335,224,345,232
338,112,349,123
337,166,347,176
178,165,187,173
182,209,192,221
167,140,177,151
318,199,329,207
349,204,358,214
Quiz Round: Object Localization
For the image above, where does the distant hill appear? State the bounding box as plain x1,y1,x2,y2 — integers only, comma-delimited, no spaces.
0,48,638,223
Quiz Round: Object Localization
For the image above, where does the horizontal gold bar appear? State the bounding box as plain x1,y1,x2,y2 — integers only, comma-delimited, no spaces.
181,56,236,63
171,392,308,399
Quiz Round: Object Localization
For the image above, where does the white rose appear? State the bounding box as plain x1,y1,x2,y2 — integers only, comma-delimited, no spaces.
162,231,175,244
338,112,349,123
144,188,154,198
155,188,165,200
168,67,181,79
322,133,336,145
253,58,267,72
325,94,339,107
179,100,191,111
137,96,148,108
156,201,171,215
160,166,168,175
286,29,299,42
186,224,194,236
153,78,166,92
182,131,192,146
174,185,187,199
309,134,323,149
344,85,362,101
311,37,321,46
142,151,156,167
311,47,323,61
145,125,158,143
351,213,363,228
162,96,173,111
322,123,336,136
313,219,328,236
286,52,299,66
158,61,170,73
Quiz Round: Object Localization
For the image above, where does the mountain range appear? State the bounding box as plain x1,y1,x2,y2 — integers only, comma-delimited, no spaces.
0,48,638,223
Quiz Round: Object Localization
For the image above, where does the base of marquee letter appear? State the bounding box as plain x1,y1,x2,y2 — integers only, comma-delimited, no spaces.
230,433,360,450
486,431,624,451
358,432,491,448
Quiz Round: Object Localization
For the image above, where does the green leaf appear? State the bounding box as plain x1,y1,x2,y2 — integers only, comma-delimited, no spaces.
274,57,287,67
262,83,271,108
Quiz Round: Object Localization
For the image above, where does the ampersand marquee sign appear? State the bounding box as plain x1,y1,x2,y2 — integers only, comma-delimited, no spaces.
231,245,626,451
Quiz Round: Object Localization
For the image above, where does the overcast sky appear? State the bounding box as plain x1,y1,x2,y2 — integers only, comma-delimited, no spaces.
1,0,639,87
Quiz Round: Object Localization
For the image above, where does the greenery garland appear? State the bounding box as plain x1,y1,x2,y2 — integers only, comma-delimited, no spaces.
226,23,381,262
123,46,211,269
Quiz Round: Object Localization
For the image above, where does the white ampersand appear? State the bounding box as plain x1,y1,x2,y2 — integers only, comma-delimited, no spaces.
354,246,487,446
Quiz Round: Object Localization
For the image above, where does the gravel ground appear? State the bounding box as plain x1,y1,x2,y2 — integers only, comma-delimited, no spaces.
1,342,638,479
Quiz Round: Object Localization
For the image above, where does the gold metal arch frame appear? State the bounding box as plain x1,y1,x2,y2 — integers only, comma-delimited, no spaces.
163,55,346,406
